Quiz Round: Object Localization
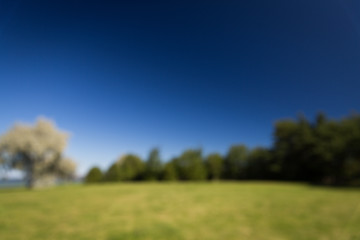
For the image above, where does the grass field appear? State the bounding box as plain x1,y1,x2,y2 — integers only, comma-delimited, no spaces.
0,182,359,240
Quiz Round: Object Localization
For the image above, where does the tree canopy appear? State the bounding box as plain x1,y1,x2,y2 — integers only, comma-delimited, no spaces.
85,167,103,183
116,154,144,181
173,149,207,181
223,145,249,179
0,118,76,188
144,148,162,180
205,153,223,180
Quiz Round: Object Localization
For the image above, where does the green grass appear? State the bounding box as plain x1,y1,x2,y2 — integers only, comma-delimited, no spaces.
0,182,359,240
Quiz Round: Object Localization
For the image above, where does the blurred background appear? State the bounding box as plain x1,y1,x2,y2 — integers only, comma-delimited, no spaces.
0,1,360,239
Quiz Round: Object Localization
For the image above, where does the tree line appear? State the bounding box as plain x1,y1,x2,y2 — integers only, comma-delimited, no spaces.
85,113,360,186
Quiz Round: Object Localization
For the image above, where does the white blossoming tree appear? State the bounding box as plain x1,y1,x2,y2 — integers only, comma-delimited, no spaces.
0,117,76,188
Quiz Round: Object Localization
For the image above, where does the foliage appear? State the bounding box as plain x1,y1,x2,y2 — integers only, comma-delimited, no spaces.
273,113,360,185
223,145,249,179
103,154,145,182
144,148,163,180
204,153,223,180
161,160,178,181
246,147,274,179
85,166,103,183
104,163,121,182
0,118,76,188
117,154,145,181
173,149,207,181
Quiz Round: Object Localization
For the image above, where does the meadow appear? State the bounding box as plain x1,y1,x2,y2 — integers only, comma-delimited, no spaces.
0,182,359,240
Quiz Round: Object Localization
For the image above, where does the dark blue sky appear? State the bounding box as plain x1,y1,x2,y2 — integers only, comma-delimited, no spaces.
1,0,360,175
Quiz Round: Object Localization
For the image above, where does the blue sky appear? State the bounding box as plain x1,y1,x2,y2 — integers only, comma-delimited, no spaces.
1,0,360,176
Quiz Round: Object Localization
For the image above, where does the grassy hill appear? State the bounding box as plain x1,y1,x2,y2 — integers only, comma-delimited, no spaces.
0,182,359,240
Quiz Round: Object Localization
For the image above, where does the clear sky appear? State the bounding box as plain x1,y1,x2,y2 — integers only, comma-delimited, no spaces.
1,0,359,176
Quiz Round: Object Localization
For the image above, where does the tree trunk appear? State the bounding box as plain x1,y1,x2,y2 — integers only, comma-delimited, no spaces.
25,162,35,189
26,177,34,189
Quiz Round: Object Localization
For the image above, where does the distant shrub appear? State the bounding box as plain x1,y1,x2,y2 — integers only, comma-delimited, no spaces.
85,167,103,183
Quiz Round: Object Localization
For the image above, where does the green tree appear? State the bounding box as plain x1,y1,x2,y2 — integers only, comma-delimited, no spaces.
204,153,223,180
343,158,360,185
104,163,121,182
341,115,360,185
223,145,249,179
144,148,163,180
272,113,360,185
84,167,103,183
272,116,314,181
161,160,178,181
117,154,145,181
174,149,207,181
247,147,274,179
